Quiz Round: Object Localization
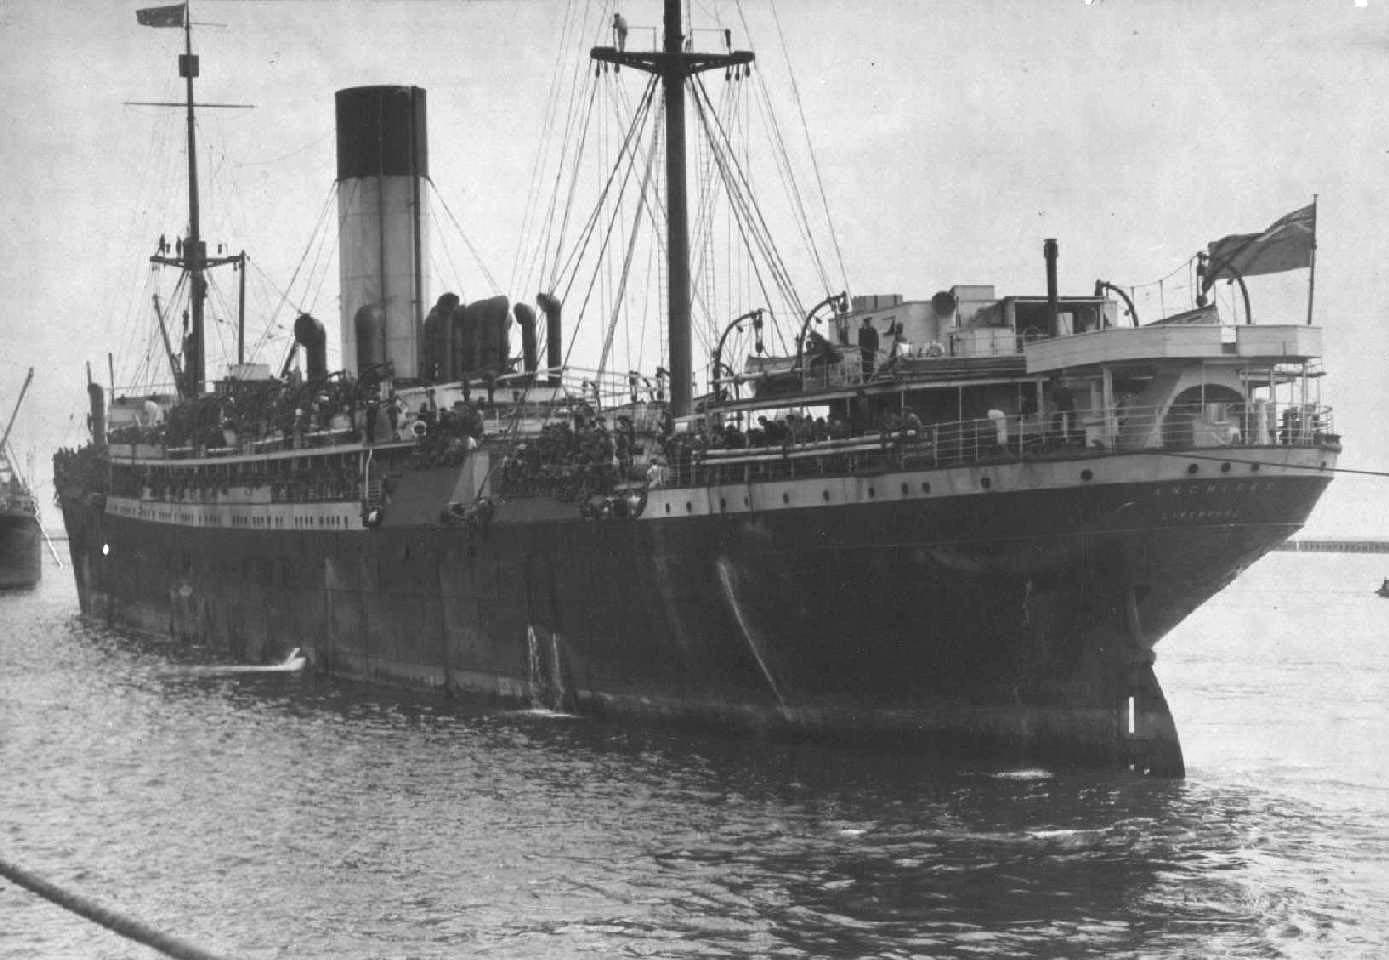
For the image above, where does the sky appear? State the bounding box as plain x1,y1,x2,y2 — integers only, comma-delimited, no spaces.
1,0,1386,535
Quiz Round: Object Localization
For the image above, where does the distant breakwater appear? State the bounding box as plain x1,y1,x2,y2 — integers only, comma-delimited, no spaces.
1277,539,1389,554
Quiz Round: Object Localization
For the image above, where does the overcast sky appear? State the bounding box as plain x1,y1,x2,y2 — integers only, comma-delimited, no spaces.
1,0,1385,534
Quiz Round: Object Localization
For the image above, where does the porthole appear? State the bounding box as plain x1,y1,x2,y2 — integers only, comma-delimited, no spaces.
822,490,830,502
980,477,991,490
665,503,671,514
720,498,726,510
1187,464,1199,475
1081,469,1093,482
1220,462,1231,474
868,487,876,499
921,482,931,494
782,493,790,505
900,482,909,496
685,502,692,513
1250,463,1260,472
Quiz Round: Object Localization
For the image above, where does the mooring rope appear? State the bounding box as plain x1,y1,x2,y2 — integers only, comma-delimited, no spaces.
0,855,237,960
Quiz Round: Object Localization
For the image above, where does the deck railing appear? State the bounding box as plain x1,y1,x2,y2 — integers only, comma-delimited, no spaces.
668,400,1335,487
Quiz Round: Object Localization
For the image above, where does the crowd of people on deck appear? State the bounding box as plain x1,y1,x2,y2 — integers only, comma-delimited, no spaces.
104,372,400,453
500,407,648,500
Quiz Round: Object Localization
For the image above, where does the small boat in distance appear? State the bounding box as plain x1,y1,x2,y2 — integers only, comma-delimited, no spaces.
1376,579,1389,598
1,368,42,590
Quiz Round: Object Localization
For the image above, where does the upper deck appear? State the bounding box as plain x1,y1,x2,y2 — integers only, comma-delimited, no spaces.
724,287,1325,408
1024,317,1322,374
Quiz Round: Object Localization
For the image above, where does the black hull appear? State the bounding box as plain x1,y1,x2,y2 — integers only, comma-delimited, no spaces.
0,513,41,589
58,464,1333,776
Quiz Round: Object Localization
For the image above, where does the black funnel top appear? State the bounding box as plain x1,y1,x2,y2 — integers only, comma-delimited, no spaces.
335,86,429,181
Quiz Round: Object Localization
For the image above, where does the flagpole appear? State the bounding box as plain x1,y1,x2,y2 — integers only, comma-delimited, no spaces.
1305,194,1318,326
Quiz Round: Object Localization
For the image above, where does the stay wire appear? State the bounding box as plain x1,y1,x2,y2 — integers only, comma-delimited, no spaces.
529,0,603,292
545,74,604,293
553,75,659,303
509,0,586,294
686,84,783,359
597,116,660,380
733,0,832,294
561,81,661,367
690,77,803,322
430,180,502,293
761,0,848,294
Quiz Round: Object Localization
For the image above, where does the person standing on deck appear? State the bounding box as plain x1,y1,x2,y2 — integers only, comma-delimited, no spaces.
613,12,628,51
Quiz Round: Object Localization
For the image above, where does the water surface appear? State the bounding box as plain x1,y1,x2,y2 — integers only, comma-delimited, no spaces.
2,552,1385,958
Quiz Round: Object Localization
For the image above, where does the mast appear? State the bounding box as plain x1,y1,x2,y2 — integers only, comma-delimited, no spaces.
181,8,207,394
140,3,249,395
1,367,35,462
591,0,753,417
237,250,246,365
1305,194,1318,326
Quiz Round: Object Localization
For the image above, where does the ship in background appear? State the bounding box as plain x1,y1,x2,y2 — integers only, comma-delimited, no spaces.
54,1,1340,777
2,368,42,590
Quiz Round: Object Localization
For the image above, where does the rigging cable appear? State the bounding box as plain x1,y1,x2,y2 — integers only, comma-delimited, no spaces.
734,0,834,295
0,854,235,960
552,76,660,304
761,0,849,295
516,0,598,294
682,85,783,361
244,181,337,362
692,74,802,315
426,203,469,305
543,72,604,293
560,79,662,370
597,112,660,380
687,76,736,336
114,105,182,390
690,77,803,327
430,180,502,293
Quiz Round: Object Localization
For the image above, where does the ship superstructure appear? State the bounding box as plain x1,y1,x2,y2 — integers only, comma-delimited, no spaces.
55,1,1339,776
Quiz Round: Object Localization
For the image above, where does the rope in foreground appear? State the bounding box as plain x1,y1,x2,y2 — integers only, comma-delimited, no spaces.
0,854,236,960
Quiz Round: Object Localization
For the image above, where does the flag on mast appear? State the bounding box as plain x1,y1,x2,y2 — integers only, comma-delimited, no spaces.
1206,203,1316,281
136,3,186,28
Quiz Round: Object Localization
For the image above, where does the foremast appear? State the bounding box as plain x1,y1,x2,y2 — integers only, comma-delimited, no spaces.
590,0,754,417
140,2,245,398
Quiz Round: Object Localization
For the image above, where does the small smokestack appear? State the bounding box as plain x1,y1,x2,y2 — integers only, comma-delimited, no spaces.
353,304,387,373
537,293,563,385
1043,238,1059,337
421,293,457,382
515,302,539,375
294,313,328,381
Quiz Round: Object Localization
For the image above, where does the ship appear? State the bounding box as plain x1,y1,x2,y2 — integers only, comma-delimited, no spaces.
54,1,1340,777
2,368,42,590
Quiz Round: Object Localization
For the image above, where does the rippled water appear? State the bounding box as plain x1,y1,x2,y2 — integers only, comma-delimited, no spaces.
2,552,1387,959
